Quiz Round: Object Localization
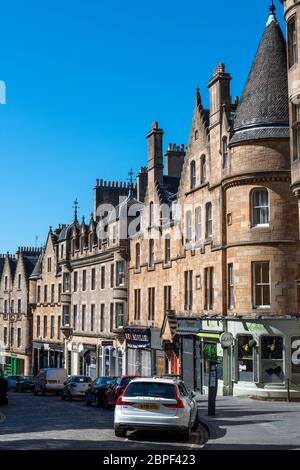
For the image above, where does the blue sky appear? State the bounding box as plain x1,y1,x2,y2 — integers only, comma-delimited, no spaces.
0,0,285,252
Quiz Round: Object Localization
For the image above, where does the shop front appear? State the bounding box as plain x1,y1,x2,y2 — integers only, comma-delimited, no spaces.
198,318,300,399
32,342,63,376
125,327,164,376
99,341,124,377
1,353,26,377
228,318,300,399
175,318,202,392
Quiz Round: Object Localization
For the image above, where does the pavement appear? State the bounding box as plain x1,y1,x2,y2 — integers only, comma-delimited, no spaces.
0,392,207,450
197,395,300,450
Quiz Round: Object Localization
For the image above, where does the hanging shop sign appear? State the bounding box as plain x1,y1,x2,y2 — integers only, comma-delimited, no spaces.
125,328,151,349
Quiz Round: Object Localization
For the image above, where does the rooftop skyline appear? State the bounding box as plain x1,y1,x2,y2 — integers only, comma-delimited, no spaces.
0,0,285,252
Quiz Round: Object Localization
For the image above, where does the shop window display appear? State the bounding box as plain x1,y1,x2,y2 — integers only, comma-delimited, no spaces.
237,335,254,382
261,336,284,384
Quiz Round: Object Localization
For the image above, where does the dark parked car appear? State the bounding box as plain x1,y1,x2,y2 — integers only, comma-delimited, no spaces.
15,376,35,393
0,377,8,405
85,377,115,408
105,375,139,408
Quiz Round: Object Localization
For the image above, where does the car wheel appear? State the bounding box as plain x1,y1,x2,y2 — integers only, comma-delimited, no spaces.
181,426,191,441
191,411,199,431
85,396,91,407
61,392,65,400
115,427,127,438
68,392,73,401
34,389,38,396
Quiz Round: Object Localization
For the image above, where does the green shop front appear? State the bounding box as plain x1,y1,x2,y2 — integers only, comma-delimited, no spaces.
199,318,300,399
175,318,224,393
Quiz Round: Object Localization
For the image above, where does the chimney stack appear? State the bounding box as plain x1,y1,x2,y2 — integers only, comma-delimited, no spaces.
165,143,186,178
147,121,164,188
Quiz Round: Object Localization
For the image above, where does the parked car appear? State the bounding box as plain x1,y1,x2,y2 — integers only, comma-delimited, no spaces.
61,375,92,400
7,375,21,391
0,377,8,405
85,376,115,408
34,368,68,395
114,377,198,440
105,375,139,408
15,376,35,393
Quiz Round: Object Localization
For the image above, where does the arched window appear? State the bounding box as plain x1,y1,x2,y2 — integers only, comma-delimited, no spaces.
222,136,228,168
251,189,269,226
201,155,206,184
135,243,141,270
190,161,196,189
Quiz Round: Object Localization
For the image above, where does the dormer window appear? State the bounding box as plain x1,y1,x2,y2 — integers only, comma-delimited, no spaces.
190,161,196,189
47,257,52,273
201,155,206,184
149,202,154,228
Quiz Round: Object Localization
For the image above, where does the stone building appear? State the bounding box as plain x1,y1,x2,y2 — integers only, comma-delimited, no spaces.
0,248,41,376
280,0,300,202
127,5,300,398
58,180,136,379
29,228,64,375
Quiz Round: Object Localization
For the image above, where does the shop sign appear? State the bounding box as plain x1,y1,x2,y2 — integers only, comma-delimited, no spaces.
176,318,202,334
125,328,151,349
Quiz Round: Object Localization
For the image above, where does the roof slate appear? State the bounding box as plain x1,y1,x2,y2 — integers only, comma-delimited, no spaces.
231,14,289,144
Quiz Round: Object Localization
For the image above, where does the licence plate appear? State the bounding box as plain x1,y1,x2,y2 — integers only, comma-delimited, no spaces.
138,404,160,410
47,380,57,384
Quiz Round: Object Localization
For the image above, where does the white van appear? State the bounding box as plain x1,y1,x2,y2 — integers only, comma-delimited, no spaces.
34,368,68,395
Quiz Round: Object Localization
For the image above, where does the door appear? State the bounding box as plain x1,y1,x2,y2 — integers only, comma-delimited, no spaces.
182,337,194,391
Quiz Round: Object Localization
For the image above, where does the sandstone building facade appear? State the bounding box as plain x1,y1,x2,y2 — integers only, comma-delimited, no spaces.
29,228,64,375
127,6,300,398
56,181,135,379
0,248,41,376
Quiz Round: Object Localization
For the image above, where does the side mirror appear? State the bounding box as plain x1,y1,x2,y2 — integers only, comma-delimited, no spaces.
88,383,92,388
190,391,196,398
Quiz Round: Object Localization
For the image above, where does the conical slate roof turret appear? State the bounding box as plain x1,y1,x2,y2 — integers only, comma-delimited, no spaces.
231,6,289,144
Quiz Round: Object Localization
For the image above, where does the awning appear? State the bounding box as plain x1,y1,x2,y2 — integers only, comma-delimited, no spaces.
197,331,223,340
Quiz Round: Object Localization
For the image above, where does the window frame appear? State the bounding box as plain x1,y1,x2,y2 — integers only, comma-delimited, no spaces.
190,160,196,189
252,261,271,309
251,188,269,227
288,15,298,69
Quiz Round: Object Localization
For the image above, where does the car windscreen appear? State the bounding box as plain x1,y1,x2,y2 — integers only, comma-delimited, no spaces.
95,377,113,386
125,382,176,398
73,377,91,383
120,377,135,387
